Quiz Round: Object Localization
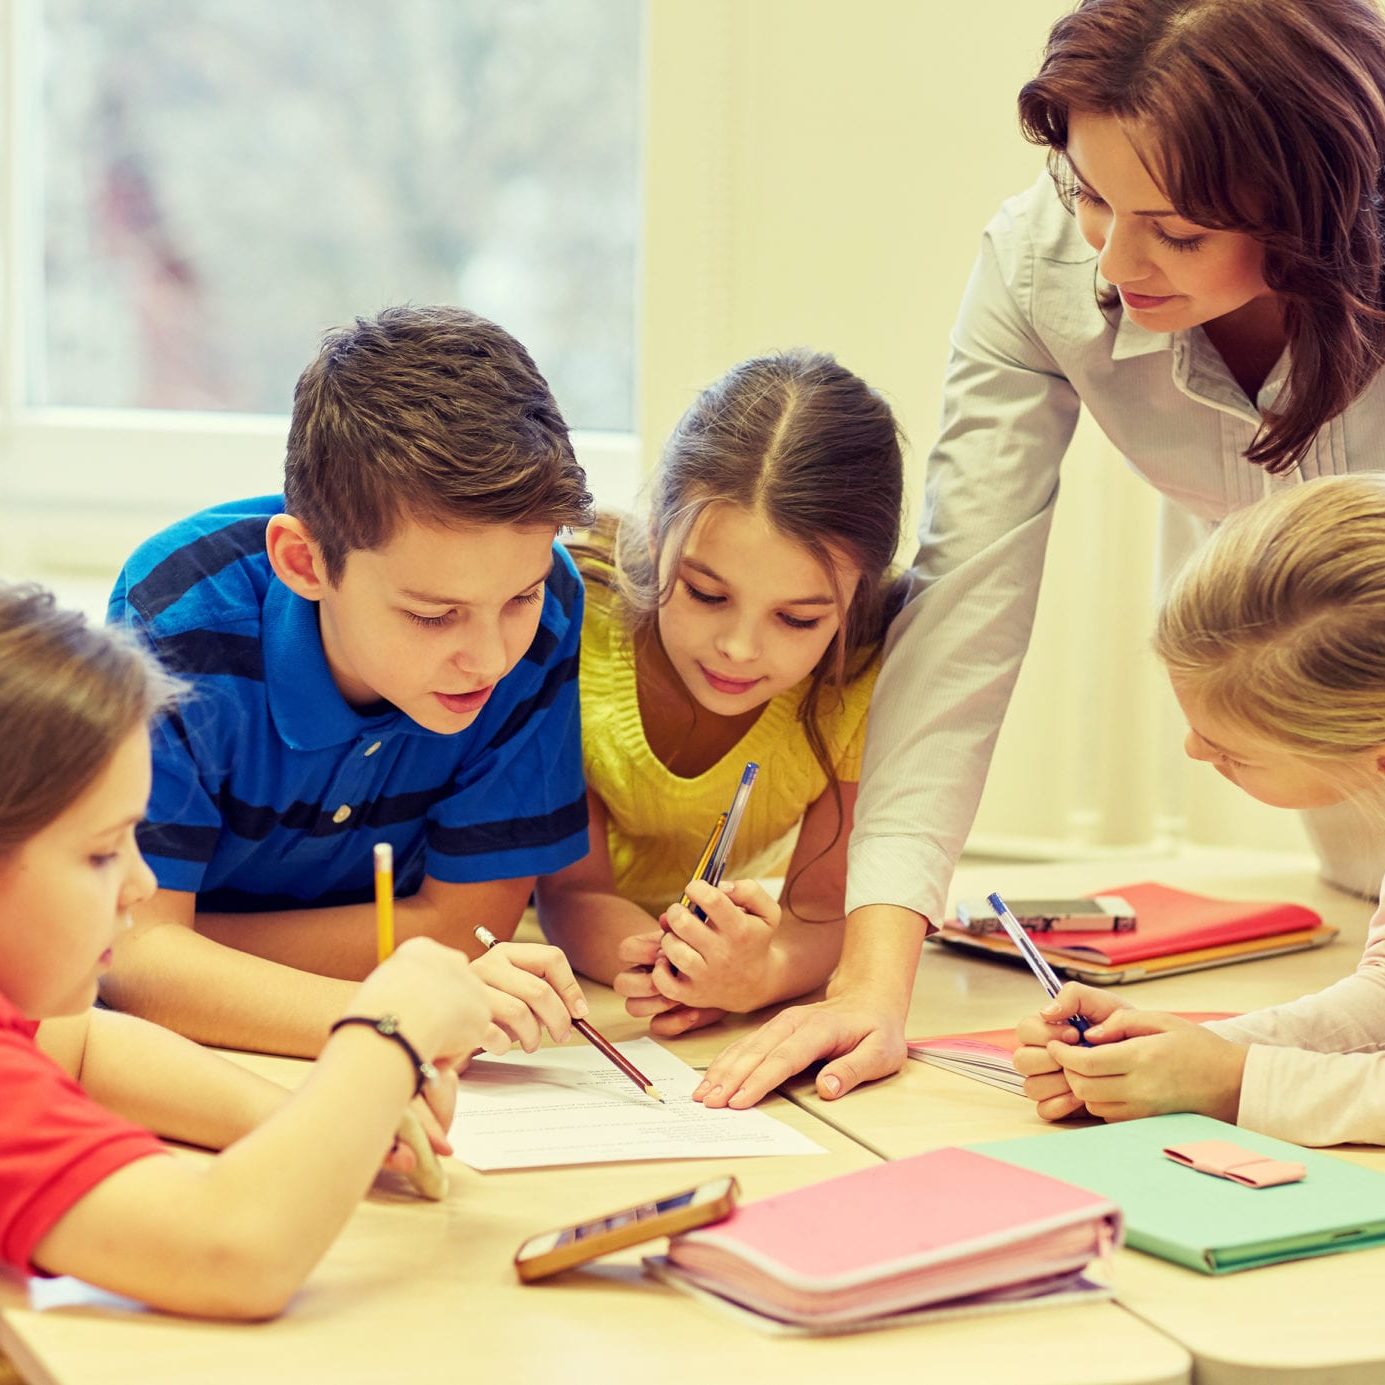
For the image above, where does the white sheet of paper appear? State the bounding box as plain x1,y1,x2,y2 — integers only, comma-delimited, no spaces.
447,1037,826,1170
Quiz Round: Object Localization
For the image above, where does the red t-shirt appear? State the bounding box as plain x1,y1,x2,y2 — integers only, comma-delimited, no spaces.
0,992,166,1276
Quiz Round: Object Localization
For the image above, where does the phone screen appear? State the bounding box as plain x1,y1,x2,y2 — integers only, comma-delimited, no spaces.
554,1190,699,1246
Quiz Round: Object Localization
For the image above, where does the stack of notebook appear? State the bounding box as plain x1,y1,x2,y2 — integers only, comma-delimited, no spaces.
647,1147,1121,1334
908,1029,1026,1094
932,881,1335,983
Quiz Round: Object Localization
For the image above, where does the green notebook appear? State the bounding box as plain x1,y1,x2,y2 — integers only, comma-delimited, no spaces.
970,1114,1385,1274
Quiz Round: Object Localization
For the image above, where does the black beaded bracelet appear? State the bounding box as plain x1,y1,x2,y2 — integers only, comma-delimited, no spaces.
328,1014,438,1098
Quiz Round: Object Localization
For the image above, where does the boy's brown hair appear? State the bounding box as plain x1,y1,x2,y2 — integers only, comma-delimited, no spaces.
284,305,594,581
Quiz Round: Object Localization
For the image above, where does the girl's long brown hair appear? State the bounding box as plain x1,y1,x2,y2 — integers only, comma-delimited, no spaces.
571,350,907,908
1019,0,1385,473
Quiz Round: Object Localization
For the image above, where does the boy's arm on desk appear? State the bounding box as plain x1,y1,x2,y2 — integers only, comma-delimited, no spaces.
102,889,358,1055
104,882,579,1058
195,874,535,973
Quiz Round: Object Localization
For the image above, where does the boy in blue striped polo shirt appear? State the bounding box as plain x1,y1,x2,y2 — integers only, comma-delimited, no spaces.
103,306,596,1060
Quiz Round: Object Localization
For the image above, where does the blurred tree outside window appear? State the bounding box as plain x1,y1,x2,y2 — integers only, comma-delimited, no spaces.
38,0,642,432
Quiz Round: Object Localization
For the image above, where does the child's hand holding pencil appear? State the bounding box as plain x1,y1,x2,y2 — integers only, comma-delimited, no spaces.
468,940,591,1054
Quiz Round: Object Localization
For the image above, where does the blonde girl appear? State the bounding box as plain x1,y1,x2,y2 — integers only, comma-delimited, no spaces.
1015,475,1385,1144
0,582,538,1316
537,351,905,1040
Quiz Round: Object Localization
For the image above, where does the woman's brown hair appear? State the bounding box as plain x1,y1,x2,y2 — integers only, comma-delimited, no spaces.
1019,0,1385,473
0,583,178,852
571,350,907,905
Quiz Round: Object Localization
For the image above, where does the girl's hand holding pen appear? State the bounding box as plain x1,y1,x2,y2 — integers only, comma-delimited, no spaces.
1014,982,1249,1124
1013,982,1129,1120
650,878,782,1014
1035,1005,1249,1125
612,931,728,1035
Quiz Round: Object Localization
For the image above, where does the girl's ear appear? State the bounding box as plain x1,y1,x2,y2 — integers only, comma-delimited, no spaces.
265,514,329,601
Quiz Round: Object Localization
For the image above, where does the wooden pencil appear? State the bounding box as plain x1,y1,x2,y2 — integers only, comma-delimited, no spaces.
374,842,396,962
679,812,727,909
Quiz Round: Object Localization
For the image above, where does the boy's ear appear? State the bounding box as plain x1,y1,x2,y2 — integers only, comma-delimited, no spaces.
265,514,330,602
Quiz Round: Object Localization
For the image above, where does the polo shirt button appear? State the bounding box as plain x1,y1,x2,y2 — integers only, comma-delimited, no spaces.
363,741,382,757
332,804,352,824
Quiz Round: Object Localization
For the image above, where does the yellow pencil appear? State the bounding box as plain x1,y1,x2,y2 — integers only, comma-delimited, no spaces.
373,842,395,962
679,813,727,910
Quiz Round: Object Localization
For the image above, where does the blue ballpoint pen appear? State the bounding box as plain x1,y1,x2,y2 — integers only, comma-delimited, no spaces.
987,891,1092,1046
688,761,759,920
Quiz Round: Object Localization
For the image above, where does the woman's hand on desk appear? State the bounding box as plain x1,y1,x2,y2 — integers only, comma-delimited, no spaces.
693,985,907,1109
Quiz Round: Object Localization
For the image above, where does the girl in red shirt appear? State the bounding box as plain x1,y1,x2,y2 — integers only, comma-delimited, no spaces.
0,582,563,1317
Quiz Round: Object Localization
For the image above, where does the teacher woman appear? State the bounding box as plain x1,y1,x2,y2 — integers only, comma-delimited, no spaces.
694,0,1385,1108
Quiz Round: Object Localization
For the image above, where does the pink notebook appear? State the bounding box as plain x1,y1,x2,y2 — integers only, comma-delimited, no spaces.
666,1147,1121,1326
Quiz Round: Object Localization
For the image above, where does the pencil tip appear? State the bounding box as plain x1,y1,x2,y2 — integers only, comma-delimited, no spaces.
647,1085,665,1103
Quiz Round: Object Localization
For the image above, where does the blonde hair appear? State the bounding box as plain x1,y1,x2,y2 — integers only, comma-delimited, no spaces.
0,583,179,852
1155,476,1385,764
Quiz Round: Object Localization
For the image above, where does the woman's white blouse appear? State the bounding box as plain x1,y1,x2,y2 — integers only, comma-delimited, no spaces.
849,173,1382,921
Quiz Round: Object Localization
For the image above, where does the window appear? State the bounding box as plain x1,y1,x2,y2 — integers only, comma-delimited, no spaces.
2,0,642,551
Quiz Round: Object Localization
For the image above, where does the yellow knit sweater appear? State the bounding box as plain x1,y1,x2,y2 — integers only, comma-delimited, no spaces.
578,555,879,917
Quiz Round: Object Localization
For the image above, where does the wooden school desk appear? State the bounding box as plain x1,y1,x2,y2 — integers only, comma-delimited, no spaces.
787,849,1385,1384
0,1058,1188,1385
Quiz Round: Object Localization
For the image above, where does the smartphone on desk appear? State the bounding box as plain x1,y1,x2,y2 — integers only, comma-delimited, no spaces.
955,895,1136,933
515,1176,740,1282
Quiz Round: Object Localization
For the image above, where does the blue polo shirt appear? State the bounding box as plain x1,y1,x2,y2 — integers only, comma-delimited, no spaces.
108,495,588,910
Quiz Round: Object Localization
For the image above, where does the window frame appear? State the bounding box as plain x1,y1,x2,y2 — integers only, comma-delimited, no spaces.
0,0,642,575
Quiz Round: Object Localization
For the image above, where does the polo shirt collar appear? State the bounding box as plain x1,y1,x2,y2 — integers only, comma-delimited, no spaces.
262,579,399,751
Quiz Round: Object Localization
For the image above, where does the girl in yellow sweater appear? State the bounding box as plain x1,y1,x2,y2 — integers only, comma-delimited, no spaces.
537,351,906,1035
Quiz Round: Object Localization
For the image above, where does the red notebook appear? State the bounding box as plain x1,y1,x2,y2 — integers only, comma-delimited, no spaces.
935,883,1335,983
662,1147,1121,1327
1019,883,1321,964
